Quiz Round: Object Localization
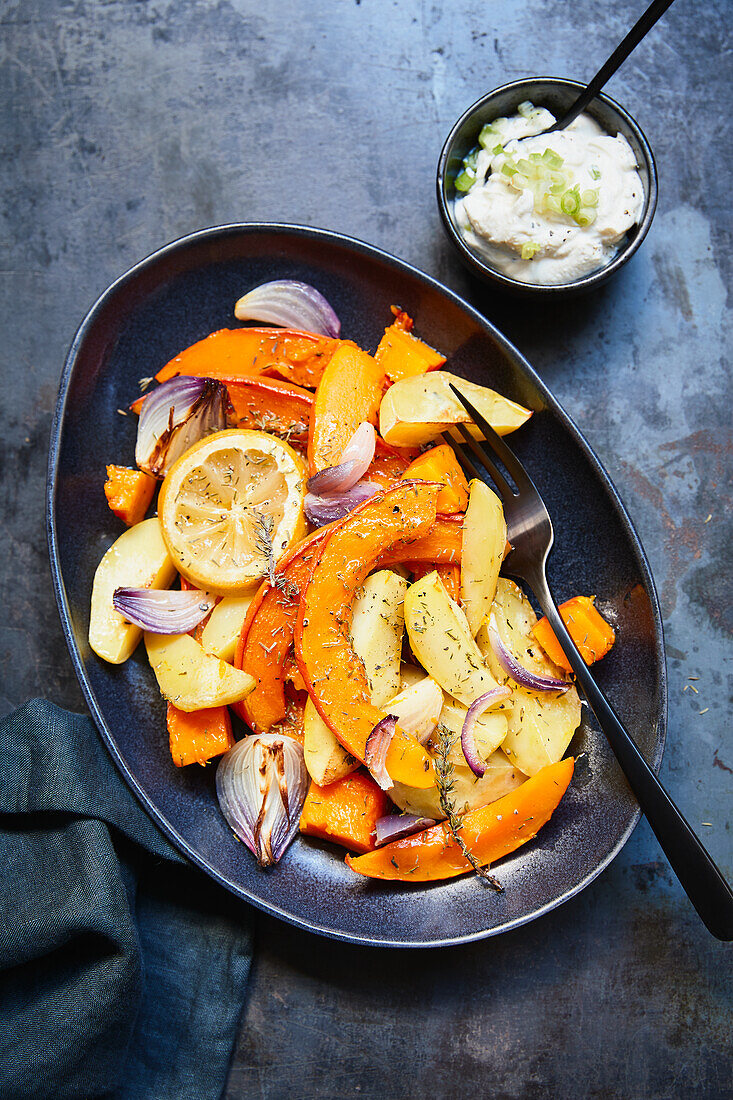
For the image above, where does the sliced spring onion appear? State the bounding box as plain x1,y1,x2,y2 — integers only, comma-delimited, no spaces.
561,188,581,217
492,143,504,155
581,189,599,207
542,148,564,169
478,123,499,148
521,242,542,261
543,194,563,215
575,209,597,227
454,170,476,193
517,100,535,118
456,146,483,191
590,165,601,180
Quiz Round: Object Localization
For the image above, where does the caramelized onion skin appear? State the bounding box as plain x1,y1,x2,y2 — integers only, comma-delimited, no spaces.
216,733,308,866
135,376,228,478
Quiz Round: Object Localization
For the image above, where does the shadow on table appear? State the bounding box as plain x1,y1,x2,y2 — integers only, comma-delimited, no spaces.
430,236,648,392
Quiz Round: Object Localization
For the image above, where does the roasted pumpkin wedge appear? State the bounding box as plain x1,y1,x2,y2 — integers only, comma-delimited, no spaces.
346,757,574,882
233,528,329,730
235,515,464,732
224,374,313,441
300,770,390,854
377,514,463,568
374,315,446,383
308,343,385,474
155,327,341,386
295,483,440,788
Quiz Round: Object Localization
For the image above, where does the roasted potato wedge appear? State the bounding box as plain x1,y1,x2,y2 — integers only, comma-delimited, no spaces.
144,632,255,711
379,371,531,448
351,569,407,708
303,696,360,787
478,578,581,775
404,571,500,706
89,518,176,664
201,595,253,663
460,480,507,636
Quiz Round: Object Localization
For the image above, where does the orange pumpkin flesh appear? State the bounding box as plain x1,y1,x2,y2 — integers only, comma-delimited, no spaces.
346,758,574,882
295,483,440,788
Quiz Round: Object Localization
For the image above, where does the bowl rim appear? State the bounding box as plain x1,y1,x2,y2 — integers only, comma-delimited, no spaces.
437,76,658,294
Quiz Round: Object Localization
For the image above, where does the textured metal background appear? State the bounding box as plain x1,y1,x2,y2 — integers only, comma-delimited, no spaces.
1,0,730,1096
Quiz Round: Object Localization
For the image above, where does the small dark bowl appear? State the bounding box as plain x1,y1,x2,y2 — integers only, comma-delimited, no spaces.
437,77,658,296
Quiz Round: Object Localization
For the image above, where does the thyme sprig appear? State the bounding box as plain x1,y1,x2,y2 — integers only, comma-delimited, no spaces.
253,510,277,585
433,723,503,892
252,510,299,597
273,574,299,600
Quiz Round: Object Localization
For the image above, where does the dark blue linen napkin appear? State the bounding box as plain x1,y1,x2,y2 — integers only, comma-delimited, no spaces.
0,699,254,1100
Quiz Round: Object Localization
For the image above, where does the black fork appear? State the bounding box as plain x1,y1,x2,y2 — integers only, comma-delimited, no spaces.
448,383,733,941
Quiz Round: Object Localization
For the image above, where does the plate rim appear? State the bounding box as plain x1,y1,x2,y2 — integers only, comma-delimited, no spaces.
46,221,668,947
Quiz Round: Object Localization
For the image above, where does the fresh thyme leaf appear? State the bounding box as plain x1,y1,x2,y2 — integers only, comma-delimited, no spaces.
434,723,503,892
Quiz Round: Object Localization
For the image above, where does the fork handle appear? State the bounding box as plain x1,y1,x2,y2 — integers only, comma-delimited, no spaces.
527,567,733,941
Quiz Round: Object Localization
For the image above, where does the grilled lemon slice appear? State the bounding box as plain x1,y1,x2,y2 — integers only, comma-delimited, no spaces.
158,429,306,594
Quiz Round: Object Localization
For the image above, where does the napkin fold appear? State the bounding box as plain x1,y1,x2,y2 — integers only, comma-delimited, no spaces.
0,699,253,1100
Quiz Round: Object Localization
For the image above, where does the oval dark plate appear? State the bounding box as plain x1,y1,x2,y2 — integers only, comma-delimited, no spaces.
47,224,666,947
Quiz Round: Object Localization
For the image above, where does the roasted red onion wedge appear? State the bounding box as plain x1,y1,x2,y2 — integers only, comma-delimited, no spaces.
374,814,436,847
307,459,360,496
234,280,341,337
304,480,380,527
461,687,513,777
135,375,228,478
112,587,215,633
306,422,376,495
365,715,397,791
487,613,571,693
216,734,308,867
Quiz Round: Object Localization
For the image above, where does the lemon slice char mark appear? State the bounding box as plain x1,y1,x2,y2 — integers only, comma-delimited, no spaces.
158,429,307,594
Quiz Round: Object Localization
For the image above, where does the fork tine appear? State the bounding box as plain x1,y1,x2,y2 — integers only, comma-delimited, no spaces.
443,432,484,485
448,383,533,491
449,423,515,501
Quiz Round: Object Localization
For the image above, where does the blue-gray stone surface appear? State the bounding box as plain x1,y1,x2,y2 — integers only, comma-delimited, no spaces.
1,1,730,1096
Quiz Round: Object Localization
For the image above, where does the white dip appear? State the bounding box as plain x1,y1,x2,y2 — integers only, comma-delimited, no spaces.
453,103,645,285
